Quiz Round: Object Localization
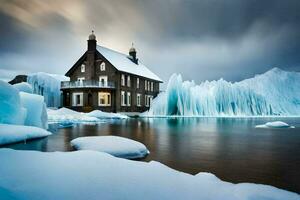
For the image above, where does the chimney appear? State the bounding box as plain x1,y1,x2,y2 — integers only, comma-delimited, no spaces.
129,43,138,64
87,30,97,51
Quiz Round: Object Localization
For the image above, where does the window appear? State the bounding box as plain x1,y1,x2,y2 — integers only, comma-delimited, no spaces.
127,92,131,106
145,95,148,107
77,77,85,86
98,92,111,106
137,94,141,107
145,80,147,90
137,78,140,88
99,76,108,87
150,82,154,91
127,75,131,87
100,62,106,71
121,91,126,106
72,92,83,106
148,81,150,91
81,64,85,72
145,95,153,107
121,74,125,86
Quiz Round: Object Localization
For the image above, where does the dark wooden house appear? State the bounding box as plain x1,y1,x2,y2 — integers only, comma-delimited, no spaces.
61,32,162,113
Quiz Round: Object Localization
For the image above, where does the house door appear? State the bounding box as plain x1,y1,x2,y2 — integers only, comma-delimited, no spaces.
88,93,93,106
72,92,83,106
99,76,108,87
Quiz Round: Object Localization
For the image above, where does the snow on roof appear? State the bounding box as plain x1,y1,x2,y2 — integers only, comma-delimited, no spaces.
97,45,163,82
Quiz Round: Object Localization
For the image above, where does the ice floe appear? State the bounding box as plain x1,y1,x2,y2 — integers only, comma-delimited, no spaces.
256,121,295,129
71,136,149,159
0,149,298,200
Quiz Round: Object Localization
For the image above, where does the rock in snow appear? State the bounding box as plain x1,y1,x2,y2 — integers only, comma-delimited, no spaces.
0,149,298,200
146,68,300,116
256,121,294,129
71,136,149,159
0,124,51,146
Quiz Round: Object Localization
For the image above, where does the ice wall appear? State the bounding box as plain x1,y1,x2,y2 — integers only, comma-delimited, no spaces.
27,72,69,108
147,68,300,116
13,82,33,94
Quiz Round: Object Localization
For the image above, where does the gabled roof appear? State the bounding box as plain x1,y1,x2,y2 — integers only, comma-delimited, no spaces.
97,45,163,82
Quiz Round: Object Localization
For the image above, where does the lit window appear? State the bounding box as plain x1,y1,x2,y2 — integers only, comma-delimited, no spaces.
127,75,131,87
121,91,126,106
121,75,125,86
81,64,85,72
98,92,111,106
100,62,106,71
137,94,141,107
137,78,140,88
127,92,131,106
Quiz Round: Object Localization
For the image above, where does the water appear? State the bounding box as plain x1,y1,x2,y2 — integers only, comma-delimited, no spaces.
4,117,300,193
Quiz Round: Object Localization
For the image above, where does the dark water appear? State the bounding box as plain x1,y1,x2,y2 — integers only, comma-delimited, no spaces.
4,117,300,193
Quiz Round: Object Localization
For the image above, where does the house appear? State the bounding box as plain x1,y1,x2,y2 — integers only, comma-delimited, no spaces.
61,32,162,113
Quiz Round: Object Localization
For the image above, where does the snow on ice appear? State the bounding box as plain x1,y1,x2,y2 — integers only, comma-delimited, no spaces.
146,68,300,117
87,110,128,119
27,72,69,107
256,121,295,129
0,124,51,146
13,82,33,93
0,149,298,200
71,136,149,159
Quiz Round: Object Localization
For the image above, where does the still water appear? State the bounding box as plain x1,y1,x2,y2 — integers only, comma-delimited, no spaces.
4,117,300,193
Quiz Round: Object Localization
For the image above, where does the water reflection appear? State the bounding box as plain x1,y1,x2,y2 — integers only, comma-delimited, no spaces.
3,117,300,193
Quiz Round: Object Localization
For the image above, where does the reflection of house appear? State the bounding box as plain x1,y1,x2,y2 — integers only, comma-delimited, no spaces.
61,32,162,113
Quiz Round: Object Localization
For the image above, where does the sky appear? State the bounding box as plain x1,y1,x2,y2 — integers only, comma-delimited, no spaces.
0,0,300,86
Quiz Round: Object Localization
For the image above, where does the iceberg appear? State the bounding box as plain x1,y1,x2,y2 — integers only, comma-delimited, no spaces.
0,149,298,200
27,72,69,107
13,82,33,93
256,121,295,129
71,136,149,159
146,68,300,116
0,124,51,146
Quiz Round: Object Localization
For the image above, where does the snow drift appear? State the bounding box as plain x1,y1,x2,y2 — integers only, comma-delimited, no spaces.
27,72,69,107
0,149,298,200
146,68,300,116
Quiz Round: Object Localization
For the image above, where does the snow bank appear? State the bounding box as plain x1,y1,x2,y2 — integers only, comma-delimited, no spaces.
47,108,99,123
0,124,51,146
27,72,69,107
20,92,48,129
0,81,26,125
146,68,300,116
48,108,128,124
87,110,128,119
71,136,149,159
256,121,295,129
13,82,33,93
0,149,298,200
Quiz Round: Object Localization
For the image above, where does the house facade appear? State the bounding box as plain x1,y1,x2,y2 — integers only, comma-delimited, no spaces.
61,32,162,113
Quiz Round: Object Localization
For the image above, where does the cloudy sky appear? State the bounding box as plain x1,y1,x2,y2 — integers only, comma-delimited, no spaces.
0,0,300,85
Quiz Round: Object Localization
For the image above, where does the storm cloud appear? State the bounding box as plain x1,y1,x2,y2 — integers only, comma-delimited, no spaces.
0,0,300,85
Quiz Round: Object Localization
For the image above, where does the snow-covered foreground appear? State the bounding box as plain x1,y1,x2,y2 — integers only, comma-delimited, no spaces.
256,121,295,129
0,149,298,200
146,68,300,117
71,136,149,159
0,124,51,145
48,108,128,124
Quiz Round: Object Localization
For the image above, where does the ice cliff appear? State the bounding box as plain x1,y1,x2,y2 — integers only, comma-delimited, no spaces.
146,68,300,116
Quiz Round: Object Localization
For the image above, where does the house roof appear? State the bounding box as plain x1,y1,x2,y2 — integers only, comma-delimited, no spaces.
97,45,163,82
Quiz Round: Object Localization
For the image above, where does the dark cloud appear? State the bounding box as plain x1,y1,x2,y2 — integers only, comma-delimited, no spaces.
0,0,299,86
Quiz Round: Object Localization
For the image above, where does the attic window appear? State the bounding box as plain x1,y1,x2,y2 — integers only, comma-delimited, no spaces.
100,62,106,71
81,64,85,73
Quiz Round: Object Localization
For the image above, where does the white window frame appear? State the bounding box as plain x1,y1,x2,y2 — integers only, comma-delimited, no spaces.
100,62,106,71
72,92,83,106
121,74,125,86
98,92,111,106
137,78,140,88
137,93,141,107
148,81,150,91
145,80,147,91
77,77,85,86
127,92,131,106
127,75,131,87
121,91,126,106
81,64,85,73
99,76,108,87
